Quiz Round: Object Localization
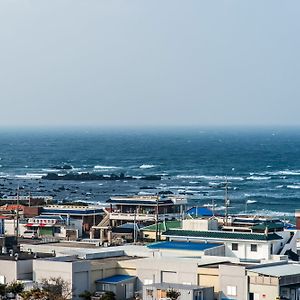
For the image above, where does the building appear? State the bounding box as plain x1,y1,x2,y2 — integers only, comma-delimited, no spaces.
162,218,298,261
25,215,83,239
0,251,52,284
41,205,103,233
248,263,300,300
141,220,181,241
143,282,214,300
32,254,140,300
90,195,187,243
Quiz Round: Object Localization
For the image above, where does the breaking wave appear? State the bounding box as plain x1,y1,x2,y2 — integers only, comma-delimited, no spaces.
139,164,156,169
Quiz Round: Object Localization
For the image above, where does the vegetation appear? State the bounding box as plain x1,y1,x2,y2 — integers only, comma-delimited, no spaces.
0,281,24,299
101,291,116,300
20,277,72,300
79,290,92,300
166,288,181,300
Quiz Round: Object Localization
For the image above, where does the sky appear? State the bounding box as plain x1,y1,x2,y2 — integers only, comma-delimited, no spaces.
0,0,299,128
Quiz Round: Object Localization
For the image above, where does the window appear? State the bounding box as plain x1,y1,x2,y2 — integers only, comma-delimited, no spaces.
251,244,257,252
144,279,153,285
146,289,153,296
227,285,237,296
232,243,238,251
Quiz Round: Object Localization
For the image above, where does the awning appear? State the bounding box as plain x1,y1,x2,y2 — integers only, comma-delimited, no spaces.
25,223,53,227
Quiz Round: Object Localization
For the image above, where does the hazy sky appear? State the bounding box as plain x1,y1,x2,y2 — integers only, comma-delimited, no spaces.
0,1,299,127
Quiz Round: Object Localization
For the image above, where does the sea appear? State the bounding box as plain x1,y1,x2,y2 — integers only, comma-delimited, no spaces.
0,127,300,220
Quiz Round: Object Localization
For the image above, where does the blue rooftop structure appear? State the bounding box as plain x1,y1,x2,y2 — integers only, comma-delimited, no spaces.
95,275,136,284
147,241,221,251
186,207,214,217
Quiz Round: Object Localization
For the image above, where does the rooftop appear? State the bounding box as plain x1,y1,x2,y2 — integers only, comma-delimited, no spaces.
249,264,300,277
146,282,210,290
141,220,181,232
147,241,222,251
163,229,283,241
186,207,214,217
96,274,136,284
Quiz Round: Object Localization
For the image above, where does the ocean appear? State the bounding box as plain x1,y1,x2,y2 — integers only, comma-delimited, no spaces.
0,127,300,219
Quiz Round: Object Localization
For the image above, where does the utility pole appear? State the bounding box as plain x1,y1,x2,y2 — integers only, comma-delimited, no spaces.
16,186,20,243
155,195,159,242
133,210,137,244
224,179,230,226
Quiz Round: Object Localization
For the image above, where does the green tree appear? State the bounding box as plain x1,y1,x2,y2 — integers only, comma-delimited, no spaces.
166,288,181,300
79,290,92,300
101,291,116,300
41,277,72,300
6,281,24,295
0,283,6,297
20,288,48,300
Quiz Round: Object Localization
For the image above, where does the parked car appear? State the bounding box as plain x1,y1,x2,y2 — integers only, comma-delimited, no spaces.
21,230,38,239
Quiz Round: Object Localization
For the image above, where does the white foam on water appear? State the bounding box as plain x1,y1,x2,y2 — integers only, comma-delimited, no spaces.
271,170,300,176
246,176,271,181
42,168,61,173
287,185,300,189
15,173,46,179
246,200,257,204
94,165,119,170
250,209,294,217
139,164,156,169
176,175,243,181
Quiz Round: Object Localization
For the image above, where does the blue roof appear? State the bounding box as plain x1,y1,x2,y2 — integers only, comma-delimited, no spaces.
186,207,214,217
147,241,221,251
96,275,136,284
42,208,103,215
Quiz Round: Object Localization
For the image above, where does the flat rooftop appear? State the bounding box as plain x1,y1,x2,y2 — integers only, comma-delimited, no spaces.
147,282,210,290
249,264,300,277
0,252,52,261
147,241,222,251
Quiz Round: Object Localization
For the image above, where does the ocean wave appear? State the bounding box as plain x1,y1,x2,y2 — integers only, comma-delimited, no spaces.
15,173,46,179
246,176,271,181
248,209,294,217
271,170,300,176
42,168,61,173
176,175,244,181
246,200,257,204
287,185,300,189
94,165,120,170
139,164,156,169
256,170,300,176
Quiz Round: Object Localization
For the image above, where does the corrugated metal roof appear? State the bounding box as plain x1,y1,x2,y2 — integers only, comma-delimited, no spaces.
141,221,181,232
249,264,300,277
163,229,282,241
147,241,222,251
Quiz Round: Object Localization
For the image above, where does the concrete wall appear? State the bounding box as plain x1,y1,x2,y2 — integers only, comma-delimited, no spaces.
33,257,123,300
182,219,218,231
135,257,199,291
219,264,248,300
0,260,17,283
0,259,33,283
198,267,220,293
249,282,279,300
224,241,271,260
